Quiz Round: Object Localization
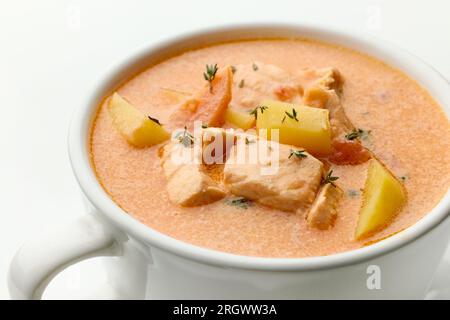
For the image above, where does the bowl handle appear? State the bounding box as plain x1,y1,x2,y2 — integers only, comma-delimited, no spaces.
8,214,120,299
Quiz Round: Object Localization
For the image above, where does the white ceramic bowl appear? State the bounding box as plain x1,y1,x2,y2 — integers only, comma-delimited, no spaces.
8,23,450,299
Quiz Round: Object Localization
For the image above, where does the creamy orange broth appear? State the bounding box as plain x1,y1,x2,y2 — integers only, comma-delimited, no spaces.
90,39,450,258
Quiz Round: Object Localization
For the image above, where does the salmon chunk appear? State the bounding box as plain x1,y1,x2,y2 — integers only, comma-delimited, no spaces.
306,183,343,230
165,165,226,206
298,67,344,93
231,62,304,110
223,139,324,214
160,141,226,207
299,67,353,136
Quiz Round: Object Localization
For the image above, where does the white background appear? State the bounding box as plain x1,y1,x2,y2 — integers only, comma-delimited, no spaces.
1,0,449,299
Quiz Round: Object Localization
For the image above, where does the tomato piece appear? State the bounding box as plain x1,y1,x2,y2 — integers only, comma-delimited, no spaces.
170,66,233,129
328,139,371,165
273,85,298,101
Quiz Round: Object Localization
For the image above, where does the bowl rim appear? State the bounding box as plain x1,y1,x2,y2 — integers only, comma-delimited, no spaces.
68,22,450,271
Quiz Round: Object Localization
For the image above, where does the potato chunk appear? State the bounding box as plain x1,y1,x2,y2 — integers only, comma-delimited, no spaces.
256,100,332,155
107,92,170,147
355,159,407,240
224,107,255,130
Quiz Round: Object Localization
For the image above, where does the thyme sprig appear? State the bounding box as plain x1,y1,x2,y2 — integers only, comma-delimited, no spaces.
345,128,364,140
282,108,299,123
322,170,339,187
227,197,251,209
289,149,307,159
347,189,360,197
249,105,268,120
147,116,162,126
175,126,195,147
203,64,218,92
345,128,371,141
245,137,255,145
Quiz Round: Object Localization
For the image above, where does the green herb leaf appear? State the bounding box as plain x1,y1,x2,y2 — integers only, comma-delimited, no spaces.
148,116,162,126
322,170,339,187
238,79,245,88
289,149,307,159
345,128,364,140
231,65,237,74
347,189,360,197
283,108,299,122
203,64,218,92
227,197,251,209
345,128,371,141
245,137,255,145
249,105,268,119
252,62,258,71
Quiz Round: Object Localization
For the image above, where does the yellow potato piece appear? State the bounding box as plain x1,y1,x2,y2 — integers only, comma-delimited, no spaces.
107,92,170,147
256,100,332,155
224,107,255,130
355,159,407,240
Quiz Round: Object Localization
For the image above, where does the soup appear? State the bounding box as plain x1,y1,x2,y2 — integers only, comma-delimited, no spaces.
90,39,450,258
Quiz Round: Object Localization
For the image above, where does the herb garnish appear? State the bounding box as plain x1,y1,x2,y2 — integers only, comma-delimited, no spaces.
227,197,251,209
347,189,360,197
148,116,162,126
400,175,408,183
345,128,365,140
252,62,258,71
345,128,371,141
203,64,218,92
345,129,363,140
231,65,237,74
176,126,195,147
322,170,339,187
282,108,299,123
245,137,255,145
249,105,268,119
201,123,208,129
238,79,245,88
289,149,307,159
